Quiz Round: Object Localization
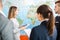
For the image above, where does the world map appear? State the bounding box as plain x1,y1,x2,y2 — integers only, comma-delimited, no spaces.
2,0,56,29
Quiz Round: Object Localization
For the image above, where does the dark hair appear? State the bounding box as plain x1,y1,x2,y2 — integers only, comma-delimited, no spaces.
55,1,60,7
55,1,60,4
8,6,17,19
37,4,54,36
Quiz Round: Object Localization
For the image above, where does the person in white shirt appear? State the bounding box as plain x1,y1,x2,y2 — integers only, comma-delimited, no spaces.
8,6,26,40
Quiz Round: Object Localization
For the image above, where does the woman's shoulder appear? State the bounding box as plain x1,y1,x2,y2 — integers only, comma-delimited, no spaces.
10,18,17,21
10,18,16,20
32,25,41,31
10,18,17,23
34,25,40,28
31,25,40,35
10,18,14,20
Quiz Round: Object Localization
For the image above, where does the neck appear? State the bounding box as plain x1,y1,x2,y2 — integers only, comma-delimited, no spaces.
41,18,49,22
58,11,60,14
57,11,60,16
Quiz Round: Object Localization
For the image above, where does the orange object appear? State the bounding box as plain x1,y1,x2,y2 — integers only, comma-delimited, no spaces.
20,35,28,40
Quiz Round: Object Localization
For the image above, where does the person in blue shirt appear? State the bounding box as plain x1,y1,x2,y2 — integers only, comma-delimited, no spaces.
30,4,57,40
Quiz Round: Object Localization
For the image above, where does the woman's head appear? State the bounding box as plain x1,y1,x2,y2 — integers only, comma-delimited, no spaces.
37,4,54,36
37,5,52,20
8,6,17,19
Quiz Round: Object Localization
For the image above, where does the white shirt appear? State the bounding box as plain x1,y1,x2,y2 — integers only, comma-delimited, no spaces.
40,19,49,24
10,18,20,40
0,10,6,17
57,14,60,16
10,18,20,34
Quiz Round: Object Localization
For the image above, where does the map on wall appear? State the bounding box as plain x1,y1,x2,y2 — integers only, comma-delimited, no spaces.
2,0,56,37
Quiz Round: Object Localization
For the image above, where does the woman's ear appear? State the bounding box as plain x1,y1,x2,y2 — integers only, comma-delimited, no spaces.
37,13,43,20
39,13,43,18
39,13,45,21
39,13,41,17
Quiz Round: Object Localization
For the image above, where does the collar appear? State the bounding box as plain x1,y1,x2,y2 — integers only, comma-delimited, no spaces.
0,10,6,17
39,19,48,28
57,14,60,16
40,19,49,23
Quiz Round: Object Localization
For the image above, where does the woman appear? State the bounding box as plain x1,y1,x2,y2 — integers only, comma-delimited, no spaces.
30,4,57,40
8,6,26,40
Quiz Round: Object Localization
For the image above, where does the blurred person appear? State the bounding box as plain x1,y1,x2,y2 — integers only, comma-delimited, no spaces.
8,6,26,40
55,1,60,40
30,4,57,40
0,0,15,40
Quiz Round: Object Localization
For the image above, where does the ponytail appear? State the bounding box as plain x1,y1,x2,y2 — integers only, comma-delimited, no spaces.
36,4,55,36
47,11,54,36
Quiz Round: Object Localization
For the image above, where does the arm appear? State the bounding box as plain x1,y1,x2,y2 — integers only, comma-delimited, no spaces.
30,28,38,40
13,26,27,34
19,24,30,30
